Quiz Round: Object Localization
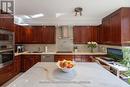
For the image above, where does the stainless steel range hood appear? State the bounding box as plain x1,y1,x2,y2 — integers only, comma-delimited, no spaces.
56,26,73,52
58,26,71,39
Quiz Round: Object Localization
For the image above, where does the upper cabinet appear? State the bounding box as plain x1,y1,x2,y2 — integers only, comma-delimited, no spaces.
121,8,130,45
101,7,130,45
0,14,14,32
43,26,56,44
15,25,56,44
73,26,98,44
14,25,23,44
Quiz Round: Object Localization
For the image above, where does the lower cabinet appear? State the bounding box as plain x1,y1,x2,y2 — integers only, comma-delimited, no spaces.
21,55,41,72
0,55,41,86
0,63,14,85
54,55,94,62
13,55,21,75
0,55,21,86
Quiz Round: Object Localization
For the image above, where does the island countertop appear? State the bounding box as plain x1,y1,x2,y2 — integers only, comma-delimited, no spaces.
7,62,129,87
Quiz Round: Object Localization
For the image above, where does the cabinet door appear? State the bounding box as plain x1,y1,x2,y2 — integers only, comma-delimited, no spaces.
104,19,111,44
31,26,43,43
81,27,92,43
22,57,31,72
121,8,130,44
18,26,56,44
21,55,41,72
73,26,93,44
111,13,121,45
0,14,14,32
92,26,98,42
0,63,14,85
43,26,56,44
13,56,21,75
73,27,82,44
15,25,23,44
22,27,33,44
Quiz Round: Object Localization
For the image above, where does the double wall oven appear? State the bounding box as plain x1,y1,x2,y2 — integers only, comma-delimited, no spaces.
0,29,14,68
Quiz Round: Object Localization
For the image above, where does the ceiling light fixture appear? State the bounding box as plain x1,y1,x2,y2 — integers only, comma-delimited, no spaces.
23,15,31,19
56,13,65,18
31,13,44,18
74,7,83,16
18,23,29,26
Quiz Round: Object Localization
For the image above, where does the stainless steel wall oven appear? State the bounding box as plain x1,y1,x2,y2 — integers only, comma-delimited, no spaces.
0,29,14,68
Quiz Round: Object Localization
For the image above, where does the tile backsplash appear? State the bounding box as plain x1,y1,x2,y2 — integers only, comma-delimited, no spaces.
73,44,99,52
22,44,122,53
24,44,56,52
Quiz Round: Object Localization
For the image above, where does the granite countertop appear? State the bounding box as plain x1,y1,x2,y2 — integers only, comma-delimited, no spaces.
7,62,129,87
15,51,107,56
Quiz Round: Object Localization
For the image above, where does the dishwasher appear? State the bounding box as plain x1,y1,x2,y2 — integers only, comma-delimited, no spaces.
41,55,54,62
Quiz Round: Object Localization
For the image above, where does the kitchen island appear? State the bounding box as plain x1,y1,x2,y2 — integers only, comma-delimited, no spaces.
7,62,129,87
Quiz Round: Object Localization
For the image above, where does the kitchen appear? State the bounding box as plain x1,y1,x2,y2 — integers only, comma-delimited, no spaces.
0,0,130,87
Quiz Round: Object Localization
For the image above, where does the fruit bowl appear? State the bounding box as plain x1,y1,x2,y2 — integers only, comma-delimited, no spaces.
56,60,75,73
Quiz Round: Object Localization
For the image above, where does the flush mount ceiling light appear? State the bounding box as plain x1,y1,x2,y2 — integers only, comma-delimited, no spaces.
14,16,24,24
56,13,65,18
31,13,44,18
18,23,29,26
74,7,83,16
23,15,31,19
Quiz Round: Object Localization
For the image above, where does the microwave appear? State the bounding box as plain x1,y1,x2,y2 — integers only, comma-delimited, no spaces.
0,29,14,50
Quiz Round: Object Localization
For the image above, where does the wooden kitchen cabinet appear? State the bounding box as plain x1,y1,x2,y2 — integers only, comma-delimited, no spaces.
0,63,14,86
101,7,130,45
0,14,14,32
102,18,112,44
13,55,21,75
92,26,98,42
0,55,21,86
14,25,24,44
110,12,121,45
120,8,130,45
73,27,81,43
31,26,43,43
14,25,56,44
21,55,41,72
22,27,33,44
73,26,96,44
43,26,56,44
97,25,103,44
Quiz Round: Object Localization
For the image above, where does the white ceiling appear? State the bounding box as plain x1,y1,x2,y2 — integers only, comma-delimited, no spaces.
14,0,130,25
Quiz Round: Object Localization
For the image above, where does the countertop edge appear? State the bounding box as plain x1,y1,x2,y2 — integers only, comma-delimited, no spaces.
15,52,107,56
